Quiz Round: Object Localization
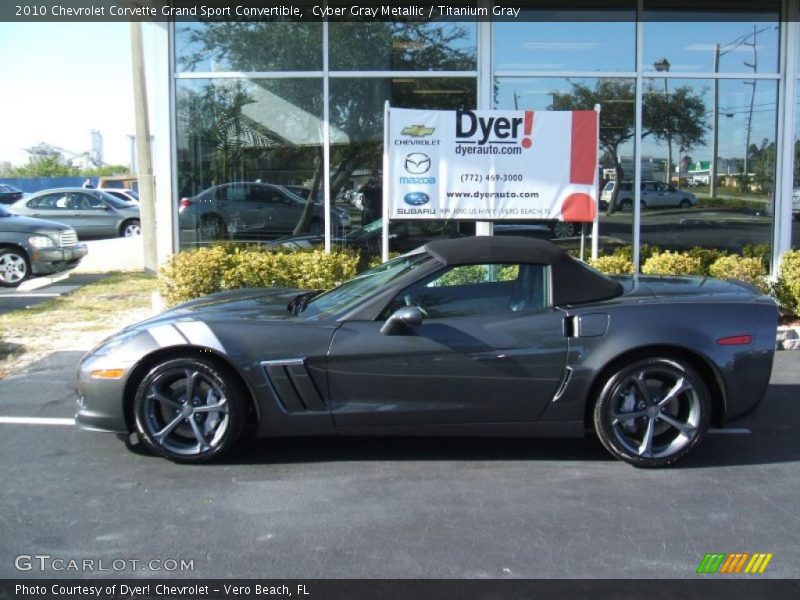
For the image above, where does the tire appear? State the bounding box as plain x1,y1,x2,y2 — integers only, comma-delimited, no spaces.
199,214,226,240
132,357,247,463
550,221,576,239
0,247,30,288
120,219,141,237
308,218,324,236
593,357,710,468
620,199,633,212
679,199,692,209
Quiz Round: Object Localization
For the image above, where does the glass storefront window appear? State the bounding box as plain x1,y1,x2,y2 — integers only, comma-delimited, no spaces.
175,22,323,72
494,77,635,251
640,77,776,258
329,21,477,71
493,7,636,73
329,77,476,253
176,78,324,250
643,7,780,74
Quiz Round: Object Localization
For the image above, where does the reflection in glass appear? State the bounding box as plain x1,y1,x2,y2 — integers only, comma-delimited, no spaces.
329,21,476,71
328,77,476,248
495,77,635,252
176,79,328,250
175,22,323,72
493,8,635,72
643,14,779,74
640,78,776,257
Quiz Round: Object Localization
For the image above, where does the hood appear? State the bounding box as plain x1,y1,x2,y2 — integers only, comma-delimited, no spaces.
131,287,305,330
0,213,70,233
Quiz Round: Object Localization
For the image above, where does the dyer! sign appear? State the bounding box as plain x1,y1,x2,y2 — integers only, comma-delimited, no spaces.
385,107,599,222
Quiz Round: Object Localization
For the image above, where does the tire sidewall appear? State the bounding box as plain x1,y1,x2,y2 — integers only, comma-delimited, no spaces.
593,357,710,468
121,219,141,237
132,357,246,463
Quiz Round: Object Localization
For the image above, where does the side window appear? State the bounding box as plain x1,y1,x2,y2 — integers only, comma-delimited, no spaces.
384,263,549,319
29,193,68,209
225,184,247,202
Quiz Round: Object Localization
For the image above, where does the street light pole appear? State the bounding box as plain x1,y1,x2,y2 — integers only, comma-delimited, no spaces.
653,58,672,184
710,43,720,198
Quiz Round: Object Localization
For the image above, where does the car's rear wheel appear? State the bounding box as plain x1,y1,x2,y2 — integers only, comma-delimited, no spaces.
679,199,692,209
120,219,141,237
199,214,226,240
620,199,633,212
550,221,576,239
0,247,30,288
132,357,247,463
309,217,324,236
593,357,710,468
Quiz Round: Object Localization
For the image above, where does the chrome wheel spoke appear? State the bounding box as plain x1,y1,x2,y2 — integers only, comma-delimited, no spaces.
153,414,185,443
184,369,200,402
148,388,181,409
659,413,696,437
637,418,656,456
194,397,228,414
633,372,653,405
189,417,210,450
612,409,648,424
658,377,691,407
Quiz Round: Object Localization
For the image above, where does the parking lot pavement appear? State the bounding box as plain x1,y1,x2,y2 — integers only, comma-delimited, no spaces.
0,352,798,579
0,274,106,315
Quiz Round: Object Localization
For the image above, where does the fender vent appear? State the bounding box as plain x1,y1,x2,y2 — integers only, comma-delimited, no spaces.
261,359,325,413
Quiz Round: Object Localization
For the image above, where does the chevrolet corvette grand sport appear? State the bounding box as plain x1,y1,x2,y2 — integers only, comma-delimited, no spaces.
76,237,778,467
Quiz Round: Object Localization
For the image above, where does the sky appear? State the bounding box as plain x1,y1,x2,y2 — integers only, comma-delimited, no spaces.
0,22,134,168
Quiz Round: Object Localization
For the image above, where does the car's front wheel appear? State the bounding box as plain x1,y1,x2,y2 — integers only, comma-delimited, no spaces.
132,357,247,463
550,221,576,239
0,247,30,288
593,357,710,468
679,199,693,209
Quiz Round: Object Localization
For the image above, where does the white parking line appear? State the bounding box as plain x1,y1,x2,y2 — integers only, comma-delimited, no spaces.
0,293,61,298
708,428,752,435
0,417,75,426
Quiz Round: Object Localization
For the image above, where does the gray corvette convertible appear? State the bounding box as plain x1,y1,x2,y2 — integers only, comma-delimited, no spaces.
76,237,778,467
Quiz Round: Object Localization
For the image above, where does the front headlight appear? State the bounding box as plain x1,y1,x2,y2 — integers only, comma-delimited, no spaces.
28,235,55,249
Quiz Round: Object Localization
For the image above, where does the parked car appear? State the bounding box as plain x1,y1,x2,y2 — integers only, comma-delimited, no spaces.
75,236,777,467
794,188,800,220
178,182,350,239
98,176,138,192
0,184,25,205
10,188,140,238
604,180,697,211
282,185,324,204
0,204,87,287
104,189,139,204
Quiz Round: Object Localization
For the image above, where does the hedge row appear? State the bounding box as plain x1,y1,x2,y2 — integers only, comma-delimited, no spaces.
160,245,360,307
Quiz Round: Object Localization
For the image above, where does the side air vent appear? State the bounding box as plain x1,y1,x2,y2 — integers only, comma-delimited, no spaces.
261,359,326,413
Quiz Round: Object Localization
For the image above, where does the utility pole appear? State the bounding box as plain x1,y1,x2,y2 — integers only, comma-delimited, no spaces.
710,43,720,198
130,21,158,273
743,25,758,192
653,58,671,184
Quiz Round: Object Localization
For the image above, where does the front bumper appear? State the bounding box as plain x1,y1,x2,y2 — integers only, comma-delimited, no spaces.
74,351,131,434
31,243,88,275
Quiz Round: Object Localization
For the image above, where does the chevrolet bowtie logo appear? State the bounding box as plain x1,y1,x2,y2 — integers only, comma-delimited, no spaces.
404,153,431,174
401,125,435,137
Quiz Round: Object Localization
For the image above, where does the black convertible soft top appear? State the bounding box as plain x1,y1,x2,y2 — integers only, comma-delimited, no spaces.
424,236,623,306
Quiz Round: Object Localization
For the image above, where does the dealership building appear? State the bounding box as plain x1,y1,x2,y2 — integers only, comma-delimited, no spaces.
139,1,800,272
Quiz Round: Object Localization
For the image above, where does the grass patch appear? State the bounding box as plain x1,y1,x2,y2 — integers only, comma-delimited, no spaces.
0,272,158,379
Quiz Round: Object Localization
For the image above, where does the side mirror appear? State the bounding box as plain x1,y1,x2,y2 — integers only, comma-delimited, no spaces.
380,306,424,335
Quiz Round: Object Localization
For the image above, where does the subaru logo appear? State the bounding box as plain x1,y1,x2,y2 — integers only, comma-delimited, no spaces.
404,153,431,175
404,192,430,206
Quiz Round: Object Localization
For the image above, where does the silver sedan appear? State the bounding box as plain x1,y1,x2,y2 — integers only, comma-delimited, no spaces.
10,188,141,238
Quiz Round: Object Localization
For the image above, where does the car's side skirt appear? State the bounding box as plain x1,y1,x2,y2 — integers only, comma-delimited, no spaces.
331,421,585,438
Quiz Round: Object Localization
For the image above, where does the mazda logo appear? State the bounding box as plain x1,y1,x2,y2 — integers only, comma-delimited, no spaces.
404,153,431,175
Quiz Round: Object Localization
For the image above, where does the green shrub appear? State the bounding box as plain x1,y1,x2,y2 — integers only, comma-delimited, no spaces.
775,250,800,316
612,244,660,263
708,255,768,293
686,247,728,275
742,243,770,270
589,255,634,275
641,251,703,276
160,245,361,306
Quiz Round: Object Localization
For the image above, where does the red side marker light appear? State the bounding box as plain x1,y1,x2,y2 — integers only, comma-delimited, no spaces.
717,335,752,346
180,198,192,208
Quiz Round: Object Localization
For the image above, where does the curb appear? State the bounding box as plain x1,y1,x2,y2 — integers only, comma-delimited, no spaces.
17,272,70,292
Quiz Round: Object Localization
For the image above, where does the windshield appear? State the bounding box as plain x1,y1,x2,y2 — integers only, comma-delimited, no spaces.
300,251,430,319
347,218,383,241
97,190,136,209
